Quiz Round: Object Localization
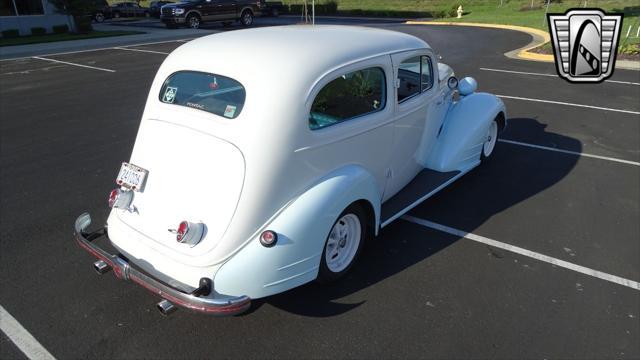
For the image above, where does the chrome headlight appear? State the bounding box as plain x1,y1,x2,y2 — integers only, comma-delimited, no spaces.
174,8,185,15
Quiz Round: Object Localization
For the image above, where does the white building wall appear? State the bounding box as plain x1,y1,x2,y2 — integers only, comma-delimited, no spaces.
0,0,74,36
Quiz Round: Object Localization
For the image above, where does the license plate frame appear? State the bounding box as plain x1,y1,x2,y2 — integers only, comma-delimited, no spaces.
116,162,148,192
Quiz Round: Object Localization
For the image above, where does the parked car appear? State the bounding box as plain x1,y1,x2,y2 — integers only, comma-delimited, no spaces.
160,0,262,28
91,0,112,22
260,1,282,17
111,2,151,18
149,0,174,18
74,26,506,316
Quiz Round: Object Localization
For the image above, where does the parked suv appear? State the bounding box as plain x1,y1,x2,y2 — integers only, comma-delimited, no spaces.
150,0,174,17
161,0,263,29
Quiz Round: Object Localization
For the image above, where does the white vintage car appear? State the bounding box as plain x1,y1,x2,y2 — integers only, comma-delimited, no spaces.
75,25,506,316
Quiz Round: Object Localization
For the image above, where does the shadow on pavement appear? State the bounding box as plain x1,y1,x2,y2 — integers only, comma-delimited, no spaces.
262,117,581,317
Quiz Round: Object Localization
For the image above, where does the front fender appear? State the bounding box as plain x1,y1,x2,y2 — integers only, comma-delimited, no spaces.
426,92,506,172
213,165,381,299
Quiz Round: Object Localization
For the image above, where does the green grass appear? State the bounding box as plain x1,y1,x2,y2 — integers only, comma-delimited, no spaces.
0,30,144,47
284,0,640,48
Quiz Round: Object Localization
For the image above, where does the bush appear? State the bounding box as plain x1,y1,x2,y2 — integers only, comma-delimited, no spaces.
432,9,448,18
1,29,20,38
31,27,47,35
74,15,93,33
324,0,337,14
289,4,302,14
619,43,640,56
52,24,69,34
286,1,338,16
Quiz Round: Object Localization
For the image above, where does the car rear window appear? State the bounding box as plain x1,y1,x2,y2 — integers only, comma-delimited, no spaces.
159,71,246,119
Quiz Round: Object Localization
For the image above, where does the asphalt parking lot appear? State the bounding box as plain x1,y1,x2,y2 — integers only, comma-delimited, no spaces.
1,17,639,359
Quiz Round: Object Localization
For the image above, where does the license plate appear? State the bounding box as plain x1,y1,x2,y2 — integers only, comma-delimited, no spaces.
116,162,148,191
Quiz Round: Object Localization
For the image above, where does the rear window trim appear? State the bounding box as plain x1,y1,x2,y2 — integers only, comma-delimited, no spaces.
158,70,246,119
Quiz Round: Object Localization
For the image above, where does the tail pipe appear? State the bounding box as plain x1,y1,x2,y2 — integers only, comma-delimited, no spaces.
93,260,111,274
157,300,177,316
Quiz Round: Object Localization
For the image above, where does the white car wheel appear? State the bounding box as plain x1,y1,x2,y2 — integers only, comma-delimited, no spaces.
325,213,361,273
482,120,498,160
318,203,370,283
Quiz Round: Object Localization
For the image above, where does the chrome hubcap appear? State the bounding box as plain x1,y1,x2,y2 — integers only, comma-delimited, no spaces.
325,214,361,273
483,121,498,157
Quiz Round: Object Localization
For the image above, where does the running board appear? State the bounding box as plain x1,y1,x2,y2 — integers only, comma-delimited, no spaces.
380,169,464,228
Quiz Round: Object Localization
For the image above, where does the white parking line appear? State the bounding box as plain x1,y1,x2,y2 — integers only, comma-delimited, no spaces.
0,38,197,62
402,215,640,291
481,67,640,86
499,139,640,166
496,94,640,115
0,305,56,360
32,56,115,73
0,65,67,76
114,47,170,55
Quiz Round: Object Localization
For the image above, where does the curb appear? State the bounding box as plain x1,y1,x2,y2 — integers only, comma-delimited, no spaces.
406,20,552,62
405,20,640,71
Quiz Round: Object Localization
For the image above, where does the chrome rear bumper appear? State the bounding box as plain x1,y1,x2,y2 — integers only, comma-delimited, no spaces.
74,213,251,316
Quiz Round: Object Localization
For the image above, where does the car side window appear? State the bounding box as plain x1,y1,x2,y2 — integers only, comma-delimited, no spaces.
309,67,386,130
421,56,433,91
398,55,433,103
397,56,420,102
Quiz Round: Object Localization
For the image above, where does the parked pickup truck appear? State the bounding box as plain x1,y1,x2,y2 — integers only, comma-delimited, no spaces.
160,0,263,29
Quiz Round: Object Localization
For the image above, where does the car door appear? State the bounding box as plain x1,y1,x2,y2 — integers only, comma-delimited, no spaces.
131,3,140,16
301,55,395,201
198,0,217,21
125,3,135,16
384,50,440,200
217,0,237,19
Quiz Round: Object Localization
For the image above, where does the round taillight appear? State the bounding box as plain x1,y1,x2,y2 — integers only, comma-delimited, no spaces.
108,189,120,208
176,221,190,242
260,230,277,247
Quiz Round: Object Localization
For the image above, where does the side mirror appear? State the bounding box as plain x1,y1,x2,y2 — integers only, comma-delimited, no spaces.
458,77,477,96
447,76,458,90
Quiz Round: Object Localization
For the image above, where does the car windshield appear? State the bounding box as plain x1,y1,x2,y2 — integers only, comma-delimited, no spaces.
159,71,246,119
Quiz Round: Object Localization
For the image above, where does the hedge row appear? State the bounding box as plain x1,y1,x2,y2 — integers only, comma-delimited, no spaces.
286,2,338,15
280,3,459,19
1,24,69,38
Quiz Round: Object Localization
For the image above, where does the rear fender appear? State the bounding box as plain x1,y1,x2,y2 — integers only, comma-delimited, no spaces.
213,165,381,299
425,92,506,172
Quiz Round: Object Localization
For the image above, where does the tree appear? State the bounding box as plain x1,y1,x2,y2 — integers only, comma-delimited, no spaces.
49,0,97,33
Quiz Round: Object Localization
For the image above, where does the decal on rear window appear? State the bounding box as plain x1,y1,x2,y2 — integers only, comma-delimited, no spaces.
162,86,177,103
224,105,237,118
159,71,246,119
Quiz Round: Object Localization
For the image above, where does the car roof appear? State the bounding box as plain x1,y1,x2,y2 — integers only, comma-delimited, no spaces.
164,26,431,90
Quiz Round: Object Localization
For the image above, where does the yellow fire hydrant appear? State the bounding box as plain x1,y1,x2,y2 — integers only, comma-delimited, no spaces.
457,5,463,19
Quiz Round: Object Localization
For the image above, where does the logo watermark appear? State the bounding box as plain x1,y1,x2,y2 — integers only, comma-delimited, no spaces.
547,9,623,83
